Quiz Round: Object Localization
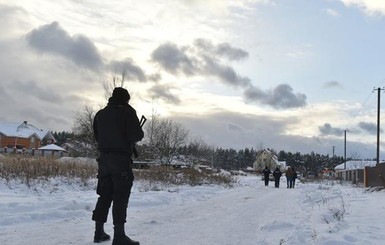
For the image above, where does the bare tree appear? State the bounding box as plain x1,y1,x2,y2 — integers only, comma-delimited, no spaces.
144,115,189,165
103,72,129,100
71,106,98,157
187,137,212,166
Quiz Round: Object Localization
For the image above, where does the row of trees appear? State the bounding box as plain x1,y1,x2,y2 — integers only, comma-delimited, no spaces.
277,150,344,175
53,114,345,172
51,75,345,172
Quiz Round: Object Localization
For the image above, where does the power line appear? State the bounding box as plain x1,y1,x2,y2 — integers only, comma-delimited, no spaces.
374,87,385,163
344,91,377,130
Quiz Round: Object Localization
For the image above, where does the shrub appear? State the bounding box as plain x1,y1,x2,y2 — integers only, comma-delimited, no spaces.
0,156,235,190
0,156,97,187
135,166,234,187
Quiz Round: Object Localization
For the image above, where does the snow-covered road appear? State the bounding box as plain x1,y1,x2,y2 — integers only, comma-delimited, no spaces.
134,185,304,245
1,175,385,245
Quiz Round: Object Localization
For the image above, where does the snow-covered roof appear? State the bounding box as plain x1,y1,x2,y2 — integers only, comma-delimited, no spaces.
335,160,377,171
0,121,54,141
38,144,66,152
264,149,278,161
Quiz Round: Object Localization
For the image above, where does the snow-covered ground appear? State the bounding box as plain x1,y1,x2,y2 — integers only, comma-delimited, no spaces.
1,174,384,245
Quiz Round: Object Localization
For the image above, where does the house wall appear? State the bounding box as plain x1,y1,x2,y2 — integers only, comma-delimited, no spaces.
0,136,41,149
254,152,275,171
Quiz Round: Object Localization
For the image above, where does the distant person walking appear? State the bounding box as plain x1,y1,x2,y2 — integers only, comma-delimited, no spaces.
92,87,144,245
291,167,297,188
273,167,282,188
262,166,271,186
286,167,294,188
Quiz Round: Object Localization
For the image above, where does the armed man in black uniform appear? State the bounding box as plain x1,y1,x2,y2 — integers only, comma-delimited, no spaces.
92,87,144,245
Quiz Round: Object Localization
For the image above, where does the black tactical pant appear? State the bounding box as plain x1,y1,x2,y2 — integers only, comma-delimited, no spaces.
92,154,134,226
274,179,280,188
264,175,269,186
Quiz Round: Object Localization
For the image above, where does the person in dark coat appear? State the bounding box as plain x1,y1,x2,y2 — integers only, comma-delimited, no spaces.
291,167,297,188
262,166,271,186
273,167,282,188
92,87,144,245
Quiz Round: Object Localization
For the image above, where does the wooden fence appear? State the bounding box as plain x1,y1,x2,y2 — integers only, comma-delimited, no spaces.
365,162,385,187
337,162,385,187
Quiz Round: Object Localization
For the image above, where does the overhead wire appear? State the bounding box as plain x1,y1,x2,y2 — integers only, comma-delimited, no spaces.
342,83,385,159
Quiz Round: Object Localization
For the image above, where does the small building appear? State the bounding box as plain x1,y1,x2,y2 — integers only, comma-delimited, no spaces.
38,144,67,157
0,121,55,151
253,149,286,172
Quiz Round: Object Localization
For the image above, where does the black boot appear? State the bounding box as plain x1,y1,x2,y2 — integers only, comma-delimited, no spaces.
94,221,111,243
112,235,140,245
112,224,140,245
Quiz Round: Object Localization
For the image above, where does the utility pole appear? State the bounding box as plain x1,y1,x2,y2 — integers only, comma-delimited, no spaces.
332,145,335,158
344,130,347,169
374,87,384,164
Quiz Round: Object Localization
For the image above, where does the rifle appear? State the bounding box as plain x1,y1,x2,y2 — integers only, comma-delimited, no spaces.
139,115,147,127
133,115,147,158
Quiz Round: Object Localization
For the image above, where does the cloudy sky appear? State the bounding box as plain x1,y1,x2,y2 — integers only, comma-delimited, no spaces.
2,0,385,159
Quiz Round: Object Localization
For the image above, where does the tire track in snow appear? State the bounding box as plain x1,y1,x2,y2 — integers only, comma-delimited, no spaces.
133,184,308,245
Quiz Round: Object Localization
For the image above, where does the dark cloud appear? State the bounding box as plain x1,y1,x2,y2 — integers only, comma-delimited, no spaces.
0,33,98,133
194,39,248,61
358,121,380,135
26,22,103,70
323,80,342,89
152,39,250,88
108,59,147,82
319,122,378,137
244,84,307,109
151,43,197,75
152,40,306,109
195,39,250,87
149,84,181,104
216,43,249,61
319,123,344,136
202,57,251,87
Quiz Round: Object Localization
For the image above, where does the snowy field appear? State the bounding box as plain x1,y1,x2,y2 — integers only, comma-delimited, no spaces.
1,174,384,245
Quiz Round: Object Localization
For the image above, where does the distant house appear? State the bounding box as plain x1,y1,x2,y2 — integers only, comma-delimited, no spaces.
253,149,286,172
0,121,55,150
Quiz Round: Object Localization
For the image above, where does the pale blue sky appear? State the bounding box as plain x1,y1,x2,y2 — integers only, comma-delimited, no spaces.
2,0,385,159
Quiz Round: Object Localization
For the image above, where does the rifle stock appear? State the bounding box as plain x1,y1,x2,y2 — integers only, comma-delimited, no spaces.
133,115,147,158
